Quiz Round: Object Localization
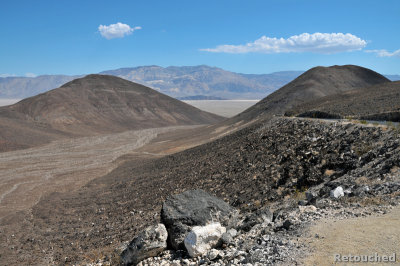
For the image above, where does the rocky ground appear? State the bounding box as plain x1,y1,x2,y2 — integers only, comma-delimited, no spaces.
128,202,398,266
2,117,400,265
285,81,400,122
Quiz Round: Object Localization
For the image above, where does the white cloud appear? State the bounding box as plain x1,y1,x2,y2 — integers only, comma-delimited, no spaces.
0,73,16,78
365,49,400,57
25,73,37,78
169,87,180,93
98,22,141,39
201,32,367,54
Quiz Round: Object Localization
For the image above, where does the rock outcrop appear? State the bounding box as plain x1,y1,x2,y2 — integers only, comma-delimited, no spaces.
160,189,238,250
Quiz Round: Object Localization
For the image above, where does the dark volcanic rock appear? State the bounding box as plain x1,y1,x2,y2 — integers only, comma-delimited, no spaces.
121,224,168,266
12,117,400,265
160,190,238,250
239,207,273,232
286,81,400,120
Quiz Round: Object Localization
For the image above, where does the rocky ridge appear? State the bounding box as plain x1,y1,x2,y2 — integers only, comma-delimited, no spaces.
117,117,400,265
286,81,400,121
2,117,400,265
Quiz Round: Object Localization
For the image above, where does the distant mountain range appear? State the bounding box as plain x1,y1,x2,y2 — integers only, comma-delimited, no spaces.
0,66,398,100
100,66,304,99
0,75,82,99
385,74,400,81
0,66,304,100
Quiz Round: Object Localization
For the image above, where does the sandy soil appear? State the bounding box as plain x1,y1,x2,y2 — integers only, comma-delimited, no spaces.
0,126,198,220
303,206,400,265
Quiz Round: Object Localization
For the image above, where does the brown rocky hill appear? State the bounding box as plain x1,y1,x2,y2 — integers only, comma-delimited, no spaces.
230,65,389,123
9,117,400,264
0,74,224,151
285,81,400,121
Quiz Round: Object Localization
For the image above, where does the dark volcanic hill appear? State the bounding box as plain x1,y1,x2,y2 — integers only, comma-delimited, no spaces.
285,81,400,121
230,65,390,123
0,74,224,151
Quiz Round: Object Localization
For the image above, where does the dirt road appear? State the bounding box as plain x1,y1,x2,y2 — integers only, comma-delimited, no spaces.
303,206,400,265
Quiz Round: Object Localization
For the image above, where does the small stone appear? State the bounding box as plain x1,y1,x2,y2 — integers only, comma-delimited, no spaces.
330,186,344,199
305,191,317,202
298,200,308,206
207,249,220,261
299,205,317,213
282,219,292,230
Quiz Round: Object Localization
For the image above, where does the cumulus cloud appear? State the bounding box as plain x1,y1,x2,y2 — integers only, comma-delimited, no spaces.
201,33,367,54
98,22,141,39
365,49,400,57
0,73,16,78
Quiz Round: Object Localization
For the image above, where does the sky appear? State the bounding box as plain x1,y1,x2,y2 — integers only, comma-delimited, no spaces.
0,0,399,77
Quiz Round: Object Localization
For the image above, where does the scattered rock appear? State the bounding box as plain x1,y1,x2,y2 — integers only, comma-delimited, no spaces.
298,200,308,206
305,190,318,204
161,190,238,250
221,228,237,246
282,219,293,230
184,222,226,257
330,186,344,199
240,207,273,232
121,224,168,266
299,205,317,213
207,248,221,261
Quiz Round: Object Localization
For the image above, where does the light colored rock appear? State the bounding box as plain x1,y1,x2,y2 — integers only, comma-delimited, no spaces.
207,248,221,260
121,224,168,266
184,222,226,257
330,186,344,199
299,205,317,213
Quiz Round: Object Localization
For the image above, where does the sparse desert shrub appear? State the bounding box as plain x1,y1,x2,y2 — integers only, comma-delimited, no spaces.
360,120,367,125
354,143,373,157
292,186,307,201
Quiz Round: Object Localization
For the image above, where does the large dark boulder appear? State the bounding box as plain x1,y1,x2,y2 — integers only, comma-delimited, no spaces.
161,189,239,250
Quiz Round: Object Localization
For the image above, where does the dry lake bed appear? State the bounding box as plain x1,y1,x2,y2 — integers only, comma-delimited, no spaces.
183,100,260,117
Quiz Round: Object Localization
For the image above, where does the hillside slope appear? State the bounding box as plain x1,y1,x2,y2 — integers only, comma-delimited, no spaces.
0,74,224,151
5,117,400,264
286,81,400,120
230,65,389,123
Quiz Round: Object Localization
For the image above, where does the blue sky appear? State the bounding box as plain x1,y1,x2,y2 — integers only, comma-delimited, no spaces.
0,0,399,76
